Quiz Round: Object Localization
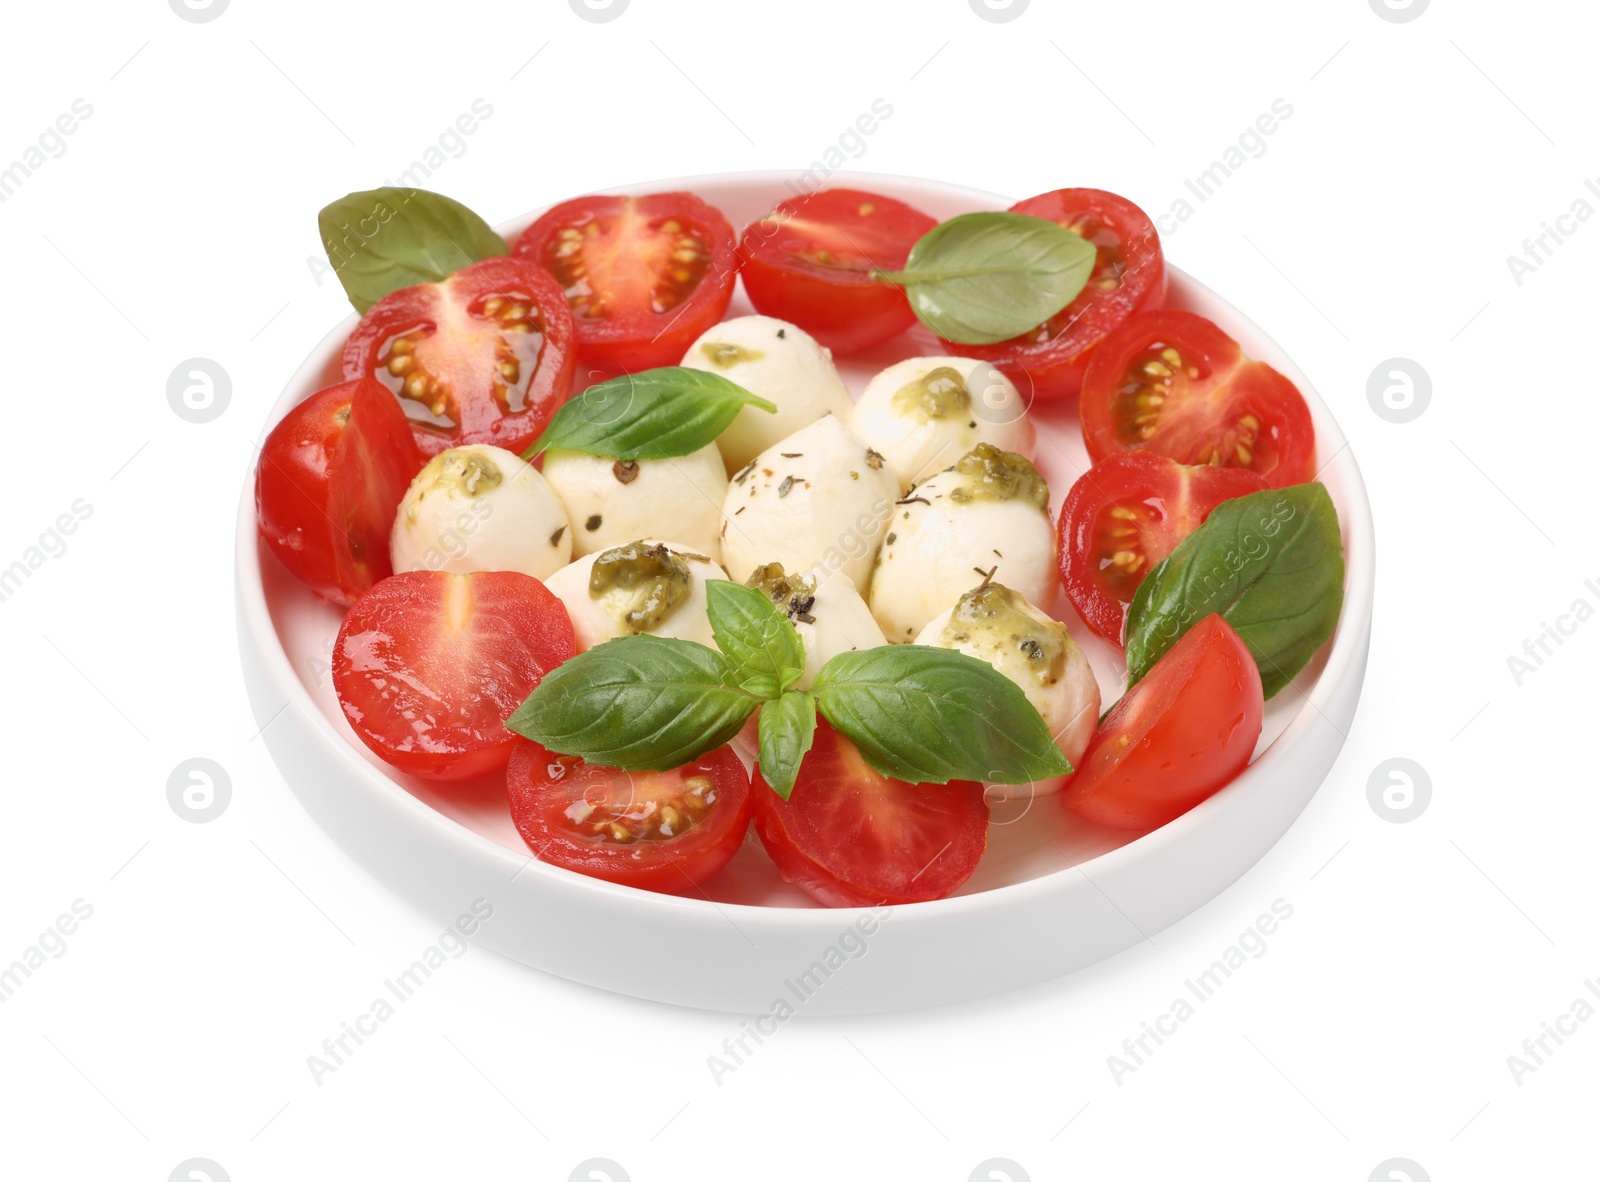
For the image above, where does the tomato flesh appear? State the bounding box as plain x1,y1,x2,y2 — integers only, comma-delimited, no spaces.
507,738,751,894
1061,615,1263,830
333,570,575,781
1058,452,1268,644
752,720,988,906
738,188,937,354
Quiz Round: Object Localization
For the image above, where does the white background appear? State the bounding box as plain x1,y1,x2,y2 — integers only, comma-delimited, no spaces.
0,0,1594,1178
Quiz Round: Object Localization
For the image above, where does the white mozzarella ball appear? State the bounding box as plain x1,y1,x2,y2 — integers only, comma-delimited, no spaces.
719,415,898,596
542,444,728,565
680,315,853,472
390,444,570,579
915,583,1100,798
543,540,728,653
744,562,888,689
851,356,1035,492
870,444,1055,643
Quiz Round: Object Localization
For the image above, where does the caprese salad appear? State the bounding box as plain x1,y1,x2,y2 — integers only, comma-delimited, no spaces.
257,181,1345,908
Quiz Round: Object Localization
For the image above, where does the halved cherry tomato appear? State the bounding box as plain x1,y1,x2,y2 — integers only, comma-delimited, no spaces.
1058,452,1268,645
256,377,422,606
514,191,737,374
1080,309,1315,488
738,188,937,354
507,738,751,895
333,570,575,781
752,720,988,906
342,256,577,459
947,188,1166,402
1061,614,1262,830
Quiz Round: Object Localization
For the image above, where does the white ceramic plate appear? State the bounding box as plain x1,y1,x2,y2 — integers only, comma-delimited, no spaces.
236,171,1373,1015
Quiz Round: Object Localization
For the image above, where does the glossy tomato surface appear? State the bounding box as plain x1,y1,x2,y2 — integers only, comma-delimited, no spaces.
738,188,937,354
333,570,575,781
949,188,1166,402
752,720,988,906
1061,614,1263,830
1058,452,1268,645
256,377,421,606
514,191,737,375
507,738,751,895
342,256,577,459
1079,309,1315,488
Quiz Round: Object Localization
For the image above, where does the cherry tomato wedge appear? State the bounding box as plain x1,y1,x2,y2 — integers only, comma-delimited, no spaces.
738,188,937,354
1080,309,1315,488
514,191,737,375
342,256,577,459
752,720,988,906
333,570,575,781
507,738,752,895
256,377,422,606
946,188,1166,402
1058,452,1268,645
1061,614,1262,830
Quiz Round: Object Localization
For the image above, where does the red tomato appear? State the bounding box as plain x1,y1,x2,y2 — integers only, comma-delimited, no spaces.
738,188,937,354
333,570,575,781
1061,615,1262,830
1058,452,1268,645
513,191,737,374
1079,309,1315,488
947,188,1166,402
507,738,751,895
342,256,577,459
752,720,988,906
255,378,421,606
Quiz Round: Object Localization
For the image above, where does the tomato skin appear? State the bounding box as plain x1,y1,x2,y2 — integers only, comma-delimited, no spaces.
1079,309,1316,488
506,738,752,895
333,570,575,781
738,188,937,354
752,720,988,906
514,191,737,374
946,188,1166,402
1061,615,1263,830
342,256,577,459
256,378,422,606
1058,452,1268,645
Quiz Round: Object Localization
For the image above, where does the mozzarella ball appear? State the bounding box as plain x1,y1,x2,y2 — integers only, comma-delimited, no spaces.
719,415,898,596
543,540,727,653
915,582,1100,798
744,561,888,690
851,356,1035,492
680,315,853,472
542,444,727,565
390,444,570,579
870,443,1055,642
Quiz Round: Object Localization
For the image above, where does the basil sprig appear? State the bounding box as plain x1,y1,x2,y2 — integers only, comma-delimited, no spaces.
507,579,1071,797
525,368,777,461
319,188,508,314
1123,483,1345,698
875,211,1097,345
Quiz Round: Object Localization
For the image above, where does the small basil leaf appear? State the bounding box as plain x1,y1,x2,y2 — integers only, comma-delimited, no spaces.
526,368,777,461
705,581,806,699
740,673,782,700
318,188,507,314
812,646,1071,785
875,211,1097,345
757,691,817,800
1124,483,1345,698
505,634,759,771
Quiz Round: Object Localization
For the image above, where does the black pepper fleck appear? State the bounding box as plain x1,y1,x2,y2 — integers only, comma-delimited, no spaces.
550,526,566,547
777,475,797,498
886,532,897,545
777,328,786,338
612,460,640,484
780,452,803,458
585,514,602,531
735,506,745,515
865,449,885,470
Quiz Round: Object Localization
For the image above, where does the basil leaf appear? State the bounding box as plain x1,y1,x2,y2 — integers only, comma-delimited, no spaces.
318,187,507,314
875,211,1097,345
526,368,777,461
505,635,759,771
705,581,806,700
757,691,817,800
811,646,1071,785
1123,483,1345,699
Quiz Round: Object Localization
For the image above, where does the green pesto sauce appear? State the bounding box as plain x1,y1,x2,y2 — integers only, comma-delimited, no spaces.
944,582,1066,689
890,365,970,423
947,443,1047,510
589,541,692,633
